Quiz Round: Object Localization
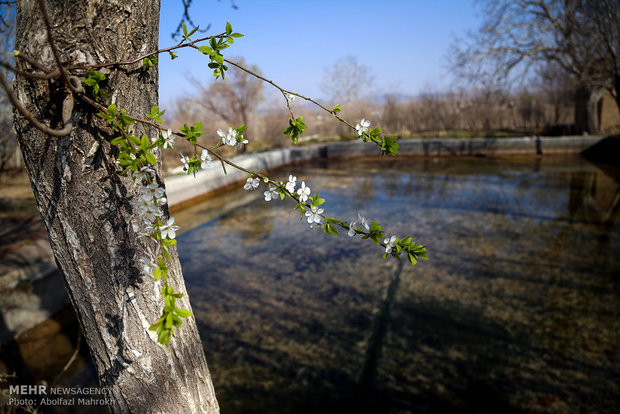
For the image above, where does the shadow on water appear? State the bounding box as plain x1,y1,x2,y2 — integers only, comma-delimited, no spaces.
2,155,619,413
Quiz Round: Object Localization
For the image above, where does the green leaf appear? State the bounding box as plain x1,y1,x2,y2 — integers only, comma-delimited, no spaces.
174,308,192,318
107,104,116,116
188,25,199,37
332,104,341,115
198,45,213,55
110,136,124,146
144,151,157,165
230,32,244,38
283,116,307,144
381,136,400,156
169,51,178,60
182,22,188,37
408,252,418,265
226,22,232,35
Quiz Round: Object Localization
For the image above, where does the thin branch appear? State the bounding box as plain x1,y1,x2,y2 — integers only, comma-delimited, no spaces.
223,58,358,131
0,69,72,136
65,33,227,72
16,53,53,73
0,58,60,80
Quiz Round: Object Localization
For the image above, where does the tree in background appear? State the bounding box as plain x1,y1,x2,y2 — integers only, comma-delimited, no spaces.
186,56,263,152
451,0,620,133
321,55,374,104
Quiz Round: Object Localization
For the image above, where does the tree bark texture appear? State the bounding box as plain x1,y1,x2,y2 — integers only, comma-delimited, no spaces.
13,1,219,412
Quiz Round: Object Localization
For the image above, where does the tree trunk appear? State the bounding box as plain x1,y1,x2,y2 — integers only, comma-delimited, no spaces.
13,1,219,412
574,84,603,134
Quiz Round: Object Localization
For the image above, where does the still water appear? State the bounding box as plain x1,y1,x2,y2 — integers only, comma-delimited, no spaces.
175,155,619,413
4,155,619,413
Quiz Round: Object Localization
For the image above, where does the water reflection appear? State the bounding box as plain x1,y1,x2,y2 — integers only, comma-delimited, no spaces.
178,155,620,413
2,156,618,413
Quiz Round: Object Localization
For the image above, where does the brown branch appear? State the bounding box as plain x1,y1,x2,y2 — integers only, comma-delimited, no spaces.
0,69,74,137
65,33,227,72
16,53,53,73
0,59,60,80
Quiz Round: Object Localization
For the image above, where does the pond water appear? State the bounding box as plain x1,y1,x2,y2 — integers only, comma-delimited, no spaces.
176,155,619,413
3,155,619,413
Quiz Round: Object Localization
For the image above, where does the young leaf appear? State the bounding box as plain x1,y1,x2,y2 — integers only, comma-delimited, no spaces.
144,151,157,165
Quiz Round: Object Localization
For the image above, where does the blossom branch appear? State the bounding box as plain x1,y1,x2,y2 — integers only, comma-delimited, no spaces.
222,58,393,152
65,33,229,72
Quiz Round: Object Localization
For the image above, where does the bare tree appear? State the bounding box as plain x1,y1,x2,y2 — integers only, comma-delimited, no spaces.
321,55,374,103
188,56,263,152
451,0,620,133
534,61,574,126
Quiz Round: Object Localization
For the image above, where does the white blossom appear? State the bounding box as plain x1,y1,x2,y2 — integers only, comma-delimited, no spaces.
160,217,180,240
218,127,237,146
243,177,260,190
358,213,370,232
234,136,249,152
348,221,357,237
297,181,311,203
200,149,214,169
384,235,398,254
355,118,371,136
305,206,323,225
161,129,175,149
131,166,155,182
140,183,165,201
285,175,297,193
264,184,278,201
138,201,163,223
180,153,190,170
139,257,157,276
286,93,295,103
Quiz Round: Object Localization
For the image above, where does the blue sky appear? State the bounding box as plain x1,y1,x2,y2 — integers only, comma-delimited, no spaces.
158,0,481,106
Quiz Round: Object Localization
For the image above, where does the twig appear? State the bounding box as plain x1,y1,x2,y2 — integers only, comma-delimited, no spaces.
0,59,60,80
223,58,358,131
65,33,228,72
16,53,53,73
0,69,73,137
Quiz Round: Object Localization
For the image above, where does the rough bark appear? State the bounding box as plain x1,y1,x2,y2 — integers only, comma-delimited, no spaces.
574,84,606,134
14,1,219,412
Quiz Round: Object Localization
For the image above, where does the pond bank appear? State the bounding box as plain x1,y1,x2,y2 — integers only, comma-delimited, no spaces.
0,135,604,344
166,135,601,207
